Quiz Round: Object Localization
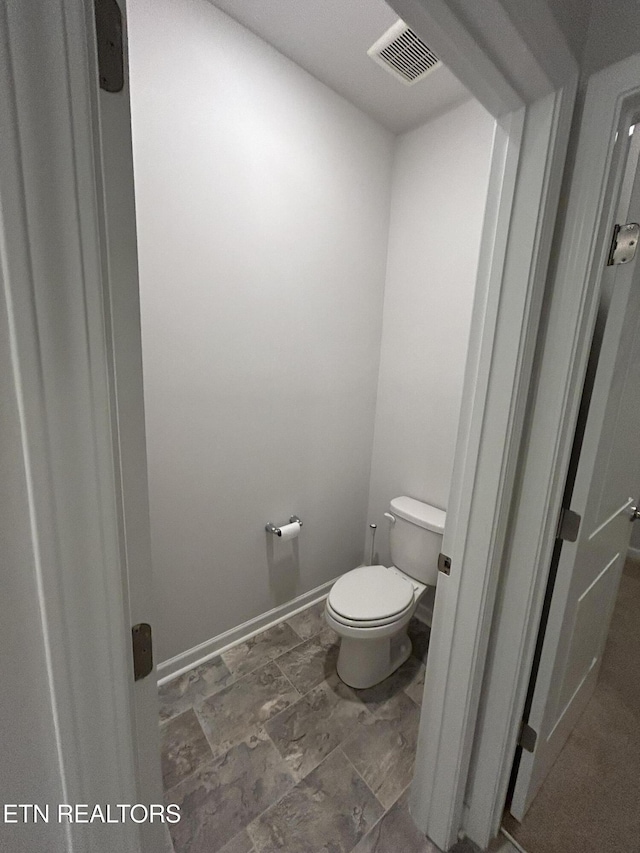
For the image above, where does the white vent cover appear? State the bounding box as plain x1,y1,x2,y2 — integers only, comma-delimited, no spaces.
367,20,441,86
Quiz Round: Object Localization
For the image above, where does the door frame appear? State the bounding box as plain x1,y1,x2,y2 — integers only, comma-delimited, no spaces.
1,0,577,851
391,2,577,849
1,1,149,852
463,53,640,848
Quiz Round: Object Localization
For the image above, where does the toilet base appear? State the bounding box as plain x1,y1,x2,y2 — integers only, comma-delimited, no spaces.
336,628,412,689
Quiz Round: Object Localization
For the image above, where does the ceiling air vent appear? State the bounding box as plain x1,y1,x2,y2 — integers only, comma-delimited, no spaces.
367,20,441,86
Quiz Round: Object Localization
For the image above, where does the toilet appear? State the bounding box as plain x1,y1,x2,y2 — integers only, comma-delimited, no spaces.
325,496,445,689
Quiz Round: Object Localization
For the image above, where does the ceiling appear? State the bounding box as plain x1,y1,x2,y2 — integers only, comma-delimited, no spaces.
208,0,471,134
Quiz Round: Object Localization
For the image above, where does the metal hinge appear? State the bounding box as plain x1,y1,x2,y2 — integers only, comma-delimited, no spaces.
518,722,538,753
94,0,124,93
607,222,640,266
438,552,452,576
556,507,581,542
132,623,153,681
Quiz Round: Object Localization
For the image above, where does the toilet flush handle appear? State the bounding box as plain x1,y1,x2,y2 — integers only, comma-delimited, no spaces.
384,512,396,524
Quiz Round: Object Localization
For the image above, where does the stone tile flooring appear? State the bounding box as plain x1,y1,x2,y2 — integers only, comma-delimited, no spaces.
159,599,437,853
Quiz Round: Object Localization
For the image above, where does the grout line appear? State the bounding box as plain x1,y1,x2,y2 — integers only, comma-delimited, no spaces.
244,741,311,848
266,668,346,726
192,704,221,768
219,602,329,683
164,823,176,853
260,724,308,787
220,648,297,682
270,659,305,697
158,662,241,720
338,747,387,811
163,718,288,801
219,642,304,690
245,813,261,850
346,780,413,852
162,746,213,798
163,657,311,795
285,620,305,643
247,733,379,842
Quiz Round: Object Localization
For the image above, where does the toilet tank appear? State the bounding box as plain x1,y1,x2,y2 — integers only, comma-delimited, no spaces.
388,496,446,586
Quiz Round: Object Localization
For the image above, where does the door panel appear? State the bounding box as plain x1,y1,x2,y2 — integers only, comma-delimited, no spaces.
511,122,640,819
559,551,621,713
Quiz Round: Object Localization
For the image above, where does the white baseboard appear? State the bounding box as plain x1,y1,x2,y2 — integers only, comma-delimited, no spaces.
157,577,338,684
627,546,640,560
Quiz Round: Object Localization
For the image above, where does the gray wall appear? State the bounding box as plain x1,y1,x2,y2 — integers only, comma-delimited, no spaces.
545,0,639,78
367,100,495,566
545,0,593,66
129,0,394,663
582,0,640,76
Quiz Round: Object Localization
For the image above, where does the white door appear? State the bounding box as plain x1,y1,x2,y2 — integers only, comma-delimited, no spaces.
511,124,640,818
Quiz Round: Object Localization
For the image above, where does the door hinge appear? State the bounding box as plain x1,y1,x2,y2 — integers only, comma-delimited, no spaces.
94,0,124,93
518,721,538,754
607,222,640,266
438,552,452,576
557,507,581,542
132,623,153,681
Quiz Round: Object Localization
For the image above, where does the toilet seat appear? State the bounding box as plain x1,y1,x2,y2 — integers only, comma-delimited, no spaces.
327,565,415,627
326,599,414,628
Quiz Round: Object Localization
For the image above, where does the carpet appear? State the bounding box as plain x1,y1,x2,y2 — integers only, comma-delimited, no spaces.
504,557,640,853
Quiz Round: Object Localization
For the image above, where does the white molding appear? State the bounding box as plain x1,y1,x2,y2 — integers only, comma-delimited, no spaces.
157,581,335,683
390,0,577,118
92,0,165,843
390,0,520,117
410,81,576,852
464,55,640,848
1,1,143,850
382,4,579,850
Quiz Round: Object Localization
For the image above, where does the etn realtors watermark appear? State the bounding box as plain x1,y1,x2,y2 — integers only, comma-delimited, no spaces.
3,803,180,824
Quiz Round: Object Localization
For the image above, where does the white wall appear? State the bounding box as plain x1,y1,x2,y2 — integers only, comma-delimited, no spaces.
128,0,394,663
367,100,494,566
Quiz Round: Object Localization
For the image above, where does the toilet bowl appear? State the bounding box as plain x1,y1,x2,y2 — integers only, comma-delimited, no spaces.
326,497,445,689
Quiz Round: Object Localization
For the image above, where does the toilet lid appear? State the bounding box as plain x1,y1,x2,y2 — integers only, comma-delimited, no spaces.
328,565,414,622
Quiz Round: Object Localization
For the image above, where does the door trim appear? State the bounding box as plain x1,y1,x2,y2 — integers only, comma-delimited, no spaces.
464,54,640,847
1,1,144,850
390,2,577,848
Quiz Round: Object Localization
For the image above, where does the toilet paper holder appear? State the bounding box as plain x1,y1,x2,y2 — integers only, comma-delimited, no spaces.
265,516,303,536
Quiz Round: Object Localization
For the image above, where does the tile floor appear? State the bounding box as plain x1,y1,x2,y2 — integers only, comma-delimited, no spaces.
158,599,438,853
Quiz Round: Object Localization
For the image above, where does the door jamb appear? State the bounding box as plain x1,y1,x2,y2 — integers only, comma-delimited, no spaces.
391,2,577,849
463,54,640,848
1,1,144,851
